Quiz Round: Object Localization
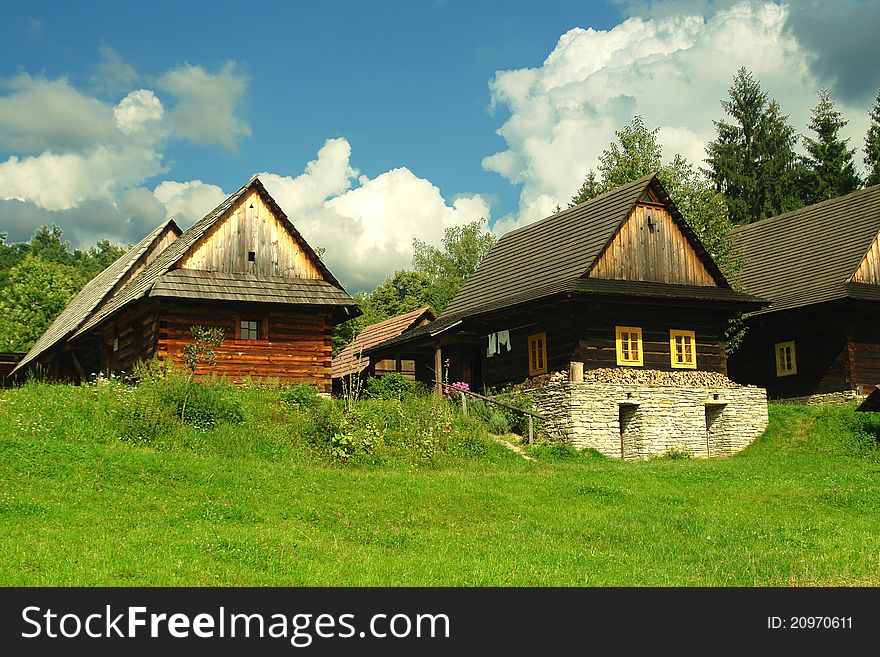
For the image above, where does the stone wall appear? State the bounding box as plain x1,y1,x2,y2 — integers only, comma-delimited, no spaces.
529,382,768,460
775,390,865,405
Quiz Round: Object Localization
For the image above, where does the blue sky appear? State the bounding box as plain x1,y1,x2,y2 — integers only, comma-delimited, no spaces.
1,1,879,291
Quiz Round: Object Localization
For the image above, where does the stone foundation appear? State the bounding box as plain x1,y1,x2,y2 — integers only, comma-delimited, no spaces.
775,390,865,405
529,382,768,460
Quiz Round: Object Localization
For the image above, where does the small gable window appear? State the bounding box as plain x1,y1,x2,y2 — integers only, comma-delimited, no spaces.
670,330,696,369
775,341,797,377
248,251,256,262
240,320,260,341
528,333,547,376
616,326,643,366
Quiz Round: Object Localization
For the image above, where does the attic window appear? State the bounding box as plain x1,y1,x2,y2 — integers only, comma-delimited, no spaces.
248,251,256,262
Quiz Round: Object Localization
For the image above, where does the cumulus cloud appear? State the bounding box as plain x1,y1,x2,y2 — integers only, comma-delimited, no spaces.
260,138,490,291
114,89,164,135
158,62,250,150
153,179,227,226
0,74,119,152
483,1,871,233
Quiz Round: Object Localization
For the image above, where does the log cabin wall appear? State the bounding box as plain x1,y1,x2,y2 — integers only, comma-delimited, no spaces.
589,204,716,286
97,301,160,377
179,189,323,279
847,304,880,393
728,307,852,398
477,301,729,388
156,300,332,389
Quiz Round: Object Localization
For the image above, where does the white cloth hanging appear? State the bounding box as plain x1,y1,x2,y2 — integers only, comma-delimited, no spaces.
487,333,498,357
497,330,511,353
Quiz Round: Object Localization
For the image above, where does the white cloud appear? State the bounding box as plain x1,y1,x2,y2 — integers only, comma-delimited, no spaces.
483,1,869,233
91,45,139,94
153,179,227,226
114,90,164,135
158,62,250,150
0,74,119,152
260,138,491,291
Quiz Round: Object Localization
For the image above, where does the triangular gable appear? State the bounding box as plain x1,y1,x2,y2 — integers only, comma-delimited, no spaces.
851,230,880,285
12,219,181,374
71,176,349,341
179,186,324,279
586,177,726,288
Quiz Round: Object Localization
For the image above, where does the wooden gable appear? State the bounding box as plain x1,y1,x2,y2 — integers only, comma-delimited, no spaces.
179,188,324,280
851,231,880,285
588,201,717,286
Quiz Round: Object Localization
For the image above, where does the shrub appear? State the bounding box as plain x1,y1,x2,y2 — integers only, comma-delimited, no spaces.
487,410,511,435
281,384,323,409
364,373,418,400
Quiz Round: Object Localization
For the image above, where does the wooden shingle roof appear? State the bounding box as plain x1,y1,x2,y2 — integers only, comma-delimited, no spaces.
12,219,181,374
71,176,356,340
731,184,880,315
332,306,435,378
151,269,357,307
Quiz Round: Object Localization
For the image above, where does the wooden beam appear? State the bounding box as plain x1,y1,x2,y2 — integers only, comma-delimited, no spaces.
69,348,86,381
434,343,442,395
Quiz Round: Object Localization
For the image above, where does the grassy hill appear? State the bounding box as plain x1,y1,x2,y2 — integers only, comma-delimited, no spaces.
1,379,878,586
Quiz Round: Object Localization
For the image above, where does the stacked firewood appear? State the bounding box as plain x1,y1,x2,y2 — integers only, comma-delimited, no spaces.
517,367,741,389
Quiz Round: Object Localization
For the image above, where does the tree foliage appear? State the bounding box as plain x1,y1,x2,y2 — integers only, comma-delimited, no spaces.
801,89,861,204
864,88,880,187
0,255,84,352
0,225,130,352
705,68,802,224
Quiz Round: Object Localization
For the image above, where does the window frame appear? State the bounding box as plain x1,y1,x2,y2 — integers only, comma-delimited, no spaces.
615,326,644,367
669,329,697,369
527,332,548,376
775,340,797,377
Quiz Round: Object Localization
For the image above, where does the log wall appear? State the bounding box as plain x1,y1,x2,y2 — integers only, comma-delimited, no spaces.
156,301,332,389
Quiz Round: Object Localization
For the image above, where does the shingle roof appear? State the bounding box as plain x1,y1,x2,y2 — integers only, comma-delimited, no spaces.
730,184,880,315
151,269,357,307
332,306,435,378
12,219,180,374
71,176,355,340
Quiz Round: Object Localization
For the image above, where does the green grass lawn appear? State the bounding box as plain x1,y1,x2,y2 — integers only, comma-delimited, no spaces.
1,381,879,586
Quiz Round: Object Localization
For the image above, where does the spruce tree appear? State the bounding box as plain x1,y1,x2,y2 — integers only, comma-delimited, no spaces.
705,68,801,223
865,88,880,187
802,88,861,203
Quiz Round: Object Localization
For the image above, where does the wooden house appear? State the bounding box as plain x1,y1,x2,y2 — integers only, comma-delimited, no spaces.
331,306,435,392
727,185,880,400
367,174,766,391
12,177,360,390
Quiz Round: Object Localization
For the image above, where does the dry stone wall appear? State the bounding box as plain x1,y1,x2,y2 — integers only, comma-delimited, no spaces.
529,380,768,460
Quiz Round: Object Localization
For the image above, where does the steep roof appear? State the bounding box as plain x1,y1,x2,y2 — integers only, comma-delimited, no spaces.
12,219,181,374
332,306,435,378
731,184,880,315
367,175,762,357
71,176,356,340
443,173,730,318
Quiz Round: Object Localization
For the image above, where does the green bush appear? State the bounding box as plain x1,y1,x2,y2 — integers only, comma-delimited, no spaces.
281,384,323,409
486,410,511,435
364,373,418,400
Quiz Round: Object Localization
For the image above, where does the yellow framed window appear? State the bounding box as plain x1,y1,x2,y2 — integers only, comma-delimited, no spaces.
775,341,797,377
528,332,547,376
615,326,643,366
670,329,697,369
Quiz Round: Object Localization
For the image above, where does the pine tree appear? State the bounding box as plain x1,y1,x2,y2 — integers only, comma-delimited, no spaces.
865,88,880,187
802,88,861,204
569,170,600,206
705,68,802,223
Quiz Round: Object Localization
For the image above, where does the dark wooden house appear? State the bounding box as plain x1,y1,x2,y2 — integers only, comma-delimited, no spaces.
331,306,435,392
728,185,880,399
12,177,360,390
367,174,765,390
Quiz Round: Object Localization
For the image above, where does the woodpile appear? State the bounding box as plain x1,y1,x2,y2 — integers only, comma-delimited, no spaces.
517,367,740,390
